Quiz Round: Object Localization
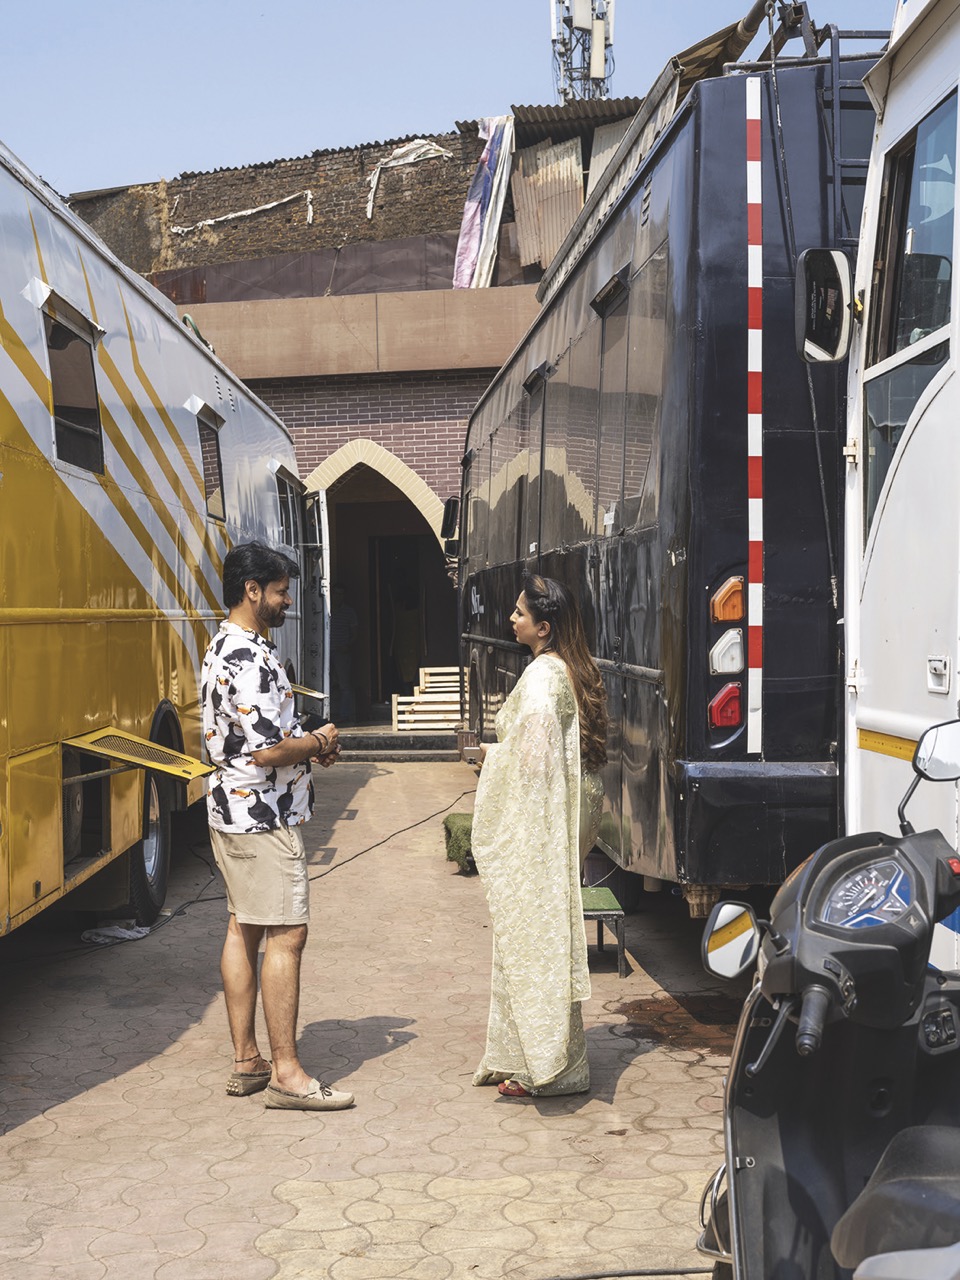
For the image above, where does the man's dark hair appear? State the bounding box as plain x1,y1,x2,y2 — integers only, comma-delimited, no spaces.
222,541,300,607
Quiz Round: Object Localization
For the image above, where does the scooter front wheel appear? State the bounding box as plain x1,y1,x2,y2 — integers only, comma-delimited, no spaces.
712,1264,732,1280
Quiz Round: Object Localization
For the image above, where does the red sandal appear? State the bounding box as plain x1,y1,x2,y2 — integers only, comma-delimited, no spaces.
497,1079,531,1097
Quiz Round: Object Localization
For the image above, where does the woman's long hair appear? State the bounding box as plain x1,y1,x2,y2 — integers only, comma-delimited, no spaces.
522,573,608,771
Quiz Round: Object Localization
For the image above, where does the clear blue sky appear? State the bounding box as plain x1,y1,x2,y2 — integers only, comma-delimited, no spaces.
1,0,890,197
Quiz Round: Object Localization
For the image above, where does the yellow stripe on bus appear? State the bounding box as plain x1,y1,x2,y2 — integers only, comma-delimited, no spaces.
119,293,209,504
858,729,917,761
0,299,50,406
98,404,223,617
78,255,225,583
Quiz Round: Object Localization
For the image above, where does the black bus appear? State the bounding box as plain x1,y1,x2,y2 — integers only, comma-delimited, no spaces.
457,12,885,915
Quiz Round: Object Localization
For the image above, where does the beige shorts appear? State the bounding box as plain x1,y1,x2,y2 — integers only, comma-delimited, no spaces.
210,825,310,926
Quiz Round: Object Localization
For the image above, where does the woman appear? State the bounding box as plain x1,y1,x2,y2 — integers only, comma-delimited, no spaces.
471,574,607,1098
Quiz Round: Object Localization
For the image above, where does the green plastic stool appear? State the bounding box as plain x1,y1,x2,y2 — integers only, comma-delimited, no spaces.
581,885,627,978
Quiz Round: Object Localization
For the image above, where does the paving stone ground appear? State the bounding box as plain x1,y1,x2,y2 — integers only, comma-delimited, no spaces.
0,761,743,1280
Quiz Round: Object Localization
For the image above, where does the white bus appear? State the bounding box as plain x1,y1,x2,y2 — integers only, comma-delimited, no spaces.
0,137,328,935
798,0,960,964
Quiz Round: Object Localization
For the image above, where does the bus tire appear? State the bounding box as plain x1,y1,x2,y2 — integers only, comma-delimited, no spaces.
129,771,172,925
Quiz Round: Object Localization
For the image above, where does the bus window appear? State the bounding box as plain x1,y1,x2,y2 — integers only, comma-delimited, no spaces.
44,313,104,473
870,93,956,362
863,93,956,535
545,350,576,555
468,439,491,566
276,473,300,548
522,381,544,556
622,246,667,528
864,340,948,533
563,325,601,545
596,292,628,536
488,402,527,565
543,323,598,551
197,408,226,521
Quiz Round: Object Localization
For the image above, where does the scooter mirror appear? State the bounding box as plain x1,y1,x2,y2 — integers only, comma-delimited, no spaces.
701,900,760,980
914,719,960,782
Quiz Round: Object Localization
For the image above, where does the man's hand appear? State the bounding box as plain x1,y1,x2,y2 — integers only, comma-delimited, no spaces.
311,722,341,767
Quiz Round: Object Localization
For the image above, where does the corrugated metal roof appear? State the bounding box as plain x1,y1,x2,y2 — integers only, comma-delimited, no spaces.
456,96,643,146
537,138,584,265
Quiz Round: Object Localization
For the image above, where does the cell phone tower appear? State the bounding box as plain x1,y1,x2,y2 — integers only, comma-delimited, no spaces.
550,0,615,103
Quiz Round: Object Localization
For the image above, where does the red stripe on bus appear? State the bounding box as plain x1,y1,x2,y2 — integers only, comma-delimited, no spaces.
749,541,763,581
748,203,763,245
746,117,762,159
748,370,763,413
748,286,763,328
749,627,764,667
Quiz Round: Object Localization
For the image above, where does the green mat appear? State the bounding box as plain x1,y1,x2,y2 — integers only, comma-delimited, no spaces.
443,812,475,873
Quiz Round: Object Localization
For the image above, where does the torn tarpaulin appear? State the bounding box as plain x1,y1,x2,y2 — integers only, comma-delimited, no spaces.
366,139,454,220
453,115,514,289
172,190,314,234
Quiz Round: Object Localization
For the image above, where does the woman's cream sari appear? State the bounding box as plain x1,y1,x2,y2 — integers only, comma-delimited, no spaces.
471,655,603,1095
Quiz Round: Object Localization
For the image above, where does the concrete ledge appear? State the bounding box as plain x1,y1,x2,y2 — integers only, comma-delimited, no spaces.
178,286,540,378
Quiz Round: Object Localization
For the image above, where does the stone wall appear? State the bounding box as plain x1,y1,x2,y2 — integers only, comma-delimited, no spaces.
72,129,483,276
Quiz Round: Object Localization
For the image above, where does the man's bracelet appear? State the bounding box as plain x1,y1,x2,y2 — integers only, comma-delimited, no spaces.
310,730,328,755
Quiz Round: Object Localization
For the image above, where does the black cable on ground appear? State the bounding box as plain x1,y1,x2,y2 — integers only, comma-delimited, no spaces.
541,1268,710,1279
0,785,477,965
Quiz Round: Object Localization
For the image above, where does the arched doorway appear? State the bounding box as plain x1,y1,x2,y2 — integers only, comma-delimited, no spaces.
322,464,457,721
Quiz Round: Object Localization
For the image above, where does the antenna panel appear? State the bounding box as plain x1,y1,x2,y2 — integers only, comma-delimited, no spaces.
590,18,606,77
572,0,593,32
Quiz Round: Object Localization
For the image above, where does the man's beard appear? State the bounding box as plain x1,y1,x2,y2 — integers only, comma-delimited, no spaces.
257,602,287,629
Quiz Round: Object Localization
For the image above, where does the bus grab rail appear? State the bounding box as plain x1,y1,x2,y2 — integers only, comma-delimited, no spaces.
462,633,663,685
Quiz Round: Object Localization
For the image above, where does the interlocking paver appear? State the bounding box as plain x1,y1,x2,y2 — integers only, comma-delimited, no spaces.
0,760,742,1279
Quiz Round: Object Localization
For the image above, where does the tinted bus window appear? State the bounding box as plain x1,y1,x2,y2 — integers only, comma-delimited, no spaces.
488,402,528,566
623,246,667,529
863,93,956,534
563,322,601,547
597,295,628,535
45,315,104,473
871,93,956,362
539,346,570,552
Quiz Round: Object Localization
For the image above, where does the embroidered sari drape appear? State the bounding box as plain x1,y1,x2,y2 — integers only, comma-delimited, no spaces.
471,656,602,1094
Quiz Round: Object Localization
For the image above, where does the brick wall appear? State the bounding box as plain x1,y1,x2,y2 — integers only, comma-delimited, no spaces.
247,369,495,498
73,129,484,276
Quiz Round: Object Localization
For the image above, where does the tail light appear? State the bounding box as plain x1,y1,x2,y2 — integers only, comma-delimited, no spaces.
711,576,745,622
709,628,744,675
708,682,742,729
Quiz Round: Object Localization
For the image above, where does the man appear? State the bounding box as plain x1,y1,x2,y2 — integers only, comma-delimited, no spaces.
201,541,354,1111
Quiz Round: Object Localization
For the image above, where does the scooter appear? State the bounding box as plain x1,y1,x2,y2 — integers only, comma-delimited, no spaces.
697,719,960,1279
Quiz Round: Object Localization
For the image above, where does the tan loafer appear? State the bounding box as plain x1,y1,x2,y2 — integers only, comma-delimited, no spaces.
264,1078,355,1111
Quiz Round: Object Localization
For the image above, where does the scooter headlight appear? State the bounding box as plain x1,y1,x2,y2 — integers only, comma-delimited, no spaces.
816,858,914,929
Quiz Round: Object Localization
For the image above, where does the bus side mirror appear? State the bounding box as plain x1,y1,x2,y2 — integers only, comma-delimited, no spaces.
795,248,853,363
441,495,460,540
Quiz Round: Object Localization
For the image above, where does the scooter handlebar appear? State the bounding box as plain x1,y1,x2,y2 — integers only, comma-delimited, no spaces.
796,984,832,1056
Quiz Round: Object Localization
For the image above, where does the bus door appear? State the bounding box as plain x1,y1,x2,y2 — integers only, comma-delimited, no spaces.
300,490,330,720
850,87,959,963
